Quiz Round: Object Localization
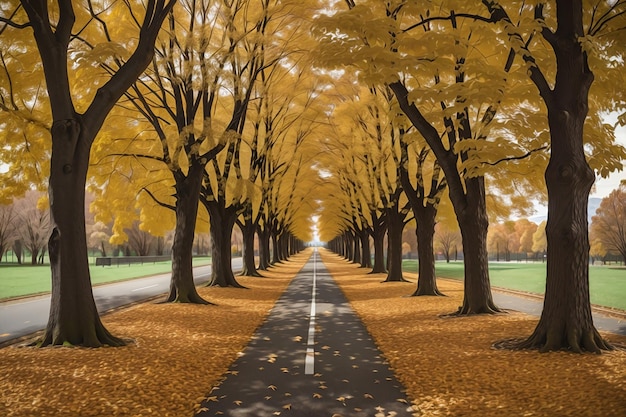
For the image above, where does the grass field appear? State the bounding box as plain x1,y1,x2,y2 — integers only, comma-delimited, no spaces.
0,257,211,300
2,257,624,311
402,260,626,311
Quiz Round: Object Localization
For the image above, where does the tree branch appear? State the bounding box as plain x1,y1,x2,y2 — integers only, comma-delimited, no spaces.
482,145,548,166
141,187,175,211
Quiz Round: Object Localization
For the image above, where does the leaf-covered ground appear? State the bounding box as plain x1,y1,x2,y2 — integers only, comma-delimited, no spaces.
1,248,625,417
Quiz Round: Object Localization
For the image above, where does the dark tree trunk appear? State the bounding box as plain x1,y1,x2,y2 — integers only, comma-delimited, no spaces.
455,177,500,314
206,203,244,288
40,123,124,347
166,164,210,304
353,228,362,265
515,1,611,352
382,205,408,282
239,215,261,277
257,225,271,270
370,213,387,274
344,232,354,262
279,232,289,260
412,204,444,296
271,227,281,264
359,229,372,268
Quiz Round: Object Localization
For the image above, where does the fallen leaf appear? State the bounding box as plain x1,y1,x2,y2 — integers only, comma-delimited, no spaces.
313,393,322,399
364,393,374,399
268,385,278,391
265,396,272,400
283,404,292,410
233,400,242,406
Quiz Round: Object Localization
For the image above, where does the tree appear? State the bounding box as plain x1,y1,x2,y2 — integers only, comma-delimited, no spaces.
435,223,460,263
531,220,547,260
0,204,17,262
484,0,626,352
399,131,447,296
1,0,175,346
316,1,546,314
591,184,626,263
13,190,50,264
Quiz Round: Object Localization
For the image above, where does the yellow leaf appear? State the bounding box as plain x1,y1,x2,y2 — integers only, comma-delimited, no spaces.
283,404,292,410
268,385,277,391
313,393,322,399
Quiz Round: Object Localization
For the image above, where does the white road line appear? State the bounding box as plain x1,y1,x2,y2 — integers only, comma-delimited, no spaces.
305,249,318,375
131,284,159,292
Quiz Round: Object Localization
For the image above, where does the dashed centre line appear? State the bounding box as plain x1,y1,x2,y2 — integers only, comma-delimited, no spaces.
304,248,317,375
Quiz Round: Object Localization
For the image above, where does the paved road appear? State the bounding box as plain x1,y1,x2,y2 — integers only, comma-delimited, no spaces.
0,259,242,345
197,249,415,417
492,291,626,336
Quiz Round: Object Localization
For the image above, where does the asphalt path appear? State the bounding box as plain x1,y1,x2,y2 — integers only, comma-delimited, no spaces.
197,249,415,417
0,259,242,345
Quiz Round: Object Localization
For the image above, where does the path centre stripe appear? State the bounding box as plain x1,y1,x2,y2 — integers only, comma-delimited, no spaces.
305,248,317,375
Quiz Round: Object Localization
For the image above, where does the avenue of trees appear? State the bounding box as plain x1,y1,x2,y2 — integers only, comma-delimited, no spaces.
0,0,624,354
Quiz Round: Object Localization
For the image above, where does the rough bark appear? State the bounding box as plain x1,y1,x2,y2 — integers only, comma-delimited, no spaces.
412,204,444,296
382,204,408,282
238,216,261,277
166,164,210,304
352,227,362,265
257,225,271,270
206,203,244,288
513,0,612,352
455,177,500,314
22,0,174,347
369,212,387,274
359,229,372,268
38,121,125,347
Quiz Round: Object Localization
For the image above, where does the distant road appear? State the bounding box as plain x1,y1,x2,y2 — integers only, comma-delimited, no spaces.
0,259,243,345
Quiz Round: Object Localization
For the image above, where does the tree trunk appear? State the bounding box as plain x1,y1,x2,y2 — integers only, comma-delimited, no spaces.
382,205,408,282
455,177,500,314
370,214,387,274
511,1,613,353
359,229,372,268
412,204,444,296
353,228,362,265
239,216,261,277
206,203,244,288
166,164,210,304
257,226,271,270
270,226,281,264
39,122,125,347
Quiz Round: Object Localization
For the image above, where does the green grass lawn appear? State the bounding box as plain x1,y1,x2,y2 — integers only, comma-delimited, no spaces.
0,257,211,300
402,260,626,311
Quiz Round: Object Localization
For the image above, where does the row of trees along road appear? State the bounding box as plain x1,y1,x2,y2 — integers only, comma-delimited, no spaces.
0,1,624,353
0,0,326,347
316,0,626,353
